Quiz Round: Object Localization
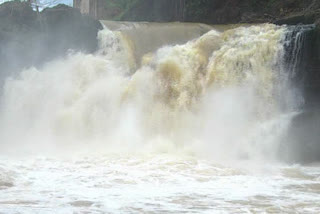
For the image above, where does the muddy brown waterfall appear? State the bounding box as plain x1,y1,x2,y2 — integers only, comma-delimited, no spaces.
1,15,320,212
0,22,309,160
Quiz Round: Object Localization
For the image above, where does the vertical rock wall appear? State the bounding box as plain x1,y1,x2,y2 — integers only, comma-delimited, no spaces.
303,29,320,109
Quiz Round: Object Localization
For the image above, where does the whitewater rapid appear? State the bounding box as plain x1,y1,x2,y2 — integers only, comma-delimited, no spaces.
1,155,320,213
0,24,291,158
0,23,319,213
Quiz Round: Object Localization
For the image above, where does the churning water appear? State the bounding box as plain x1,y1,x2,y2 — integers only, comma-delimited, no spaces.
0,23,319,213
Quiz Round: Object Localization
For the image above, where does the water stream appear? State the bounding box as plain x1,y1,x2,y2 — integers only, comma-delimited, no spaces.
0,22,318,213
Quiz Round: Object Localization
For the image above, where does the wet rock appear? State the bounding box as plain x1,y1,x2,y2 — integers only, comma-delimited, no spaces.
275,14,312,25
275,10,320,26
300,27,320,110
281,111,320,163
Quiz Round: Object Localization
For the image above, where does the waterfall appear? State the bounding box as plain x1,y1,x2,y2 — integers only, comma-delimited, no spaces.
2,22,320,214
0,23,312,161
284,25,315,77
276,24,315,111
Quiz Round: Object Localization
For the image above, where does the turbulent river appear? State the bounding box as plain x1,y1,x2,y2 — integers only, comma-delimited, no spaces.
0,22,319,213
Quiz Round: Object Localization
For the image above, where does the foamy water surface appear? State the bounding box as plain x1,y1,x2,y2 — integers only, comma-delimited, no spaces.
1,154,320,213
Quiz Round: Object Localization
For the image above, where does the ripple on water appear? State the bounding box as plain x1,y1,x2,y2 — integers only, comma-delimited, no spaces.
281,167,316,180
70,200,94,207
0,168,14,189
1,156,320,213
0,200,39,205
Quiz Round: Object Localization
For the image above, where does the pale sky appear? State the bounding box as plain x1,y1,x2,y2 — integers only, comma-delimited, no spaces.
59,0,73,6
0,0,73,7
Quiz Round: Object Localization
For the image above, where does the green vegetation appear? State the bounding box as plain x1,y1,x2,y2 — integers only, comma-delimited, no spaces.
104,0,141,21
103,0,186,21
100,0,318,24
184,0,211,20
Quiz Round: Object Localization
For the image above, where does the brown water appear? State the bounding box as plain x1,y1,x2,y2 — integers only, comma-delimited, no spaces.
0,22,316,213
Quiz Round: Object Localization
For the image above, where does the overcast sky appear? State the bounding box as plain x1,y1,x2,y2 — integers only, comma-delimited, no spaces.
0,0,73,7
58,0,72,6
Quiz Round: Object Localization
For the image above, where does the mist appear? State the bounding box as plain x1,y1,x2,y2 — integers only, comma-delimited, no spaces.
1,1,320,213
0,23,301,162
0,2,100,83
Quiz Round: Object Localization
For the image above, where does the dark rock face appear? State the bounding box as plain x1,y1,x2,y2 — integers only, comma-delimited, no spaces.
0,2,102,79
300,29,320,110
0,2,38,76
122,0,185,22
269,1,320,112
41,5,102,60
205,0,319,26
111,0,319,26
281,111,320,163
279,26,320,164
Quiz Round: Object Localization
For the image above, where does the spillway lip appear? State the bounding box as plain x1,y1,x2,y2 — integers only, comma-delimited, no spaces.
99,20,214,32
99,20,260,33
284,24,316,29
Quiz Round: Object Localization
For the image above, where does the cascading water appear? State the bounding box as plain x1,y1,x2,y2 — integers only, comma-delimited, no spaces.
284,25,315,77
280,24,315,111
0,23,320,213
0,24,286,156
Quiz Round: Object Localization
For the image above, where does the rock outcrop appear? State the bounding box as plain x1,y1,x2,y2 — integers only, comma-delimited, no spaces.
100,0,320,28
0,2,102,78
